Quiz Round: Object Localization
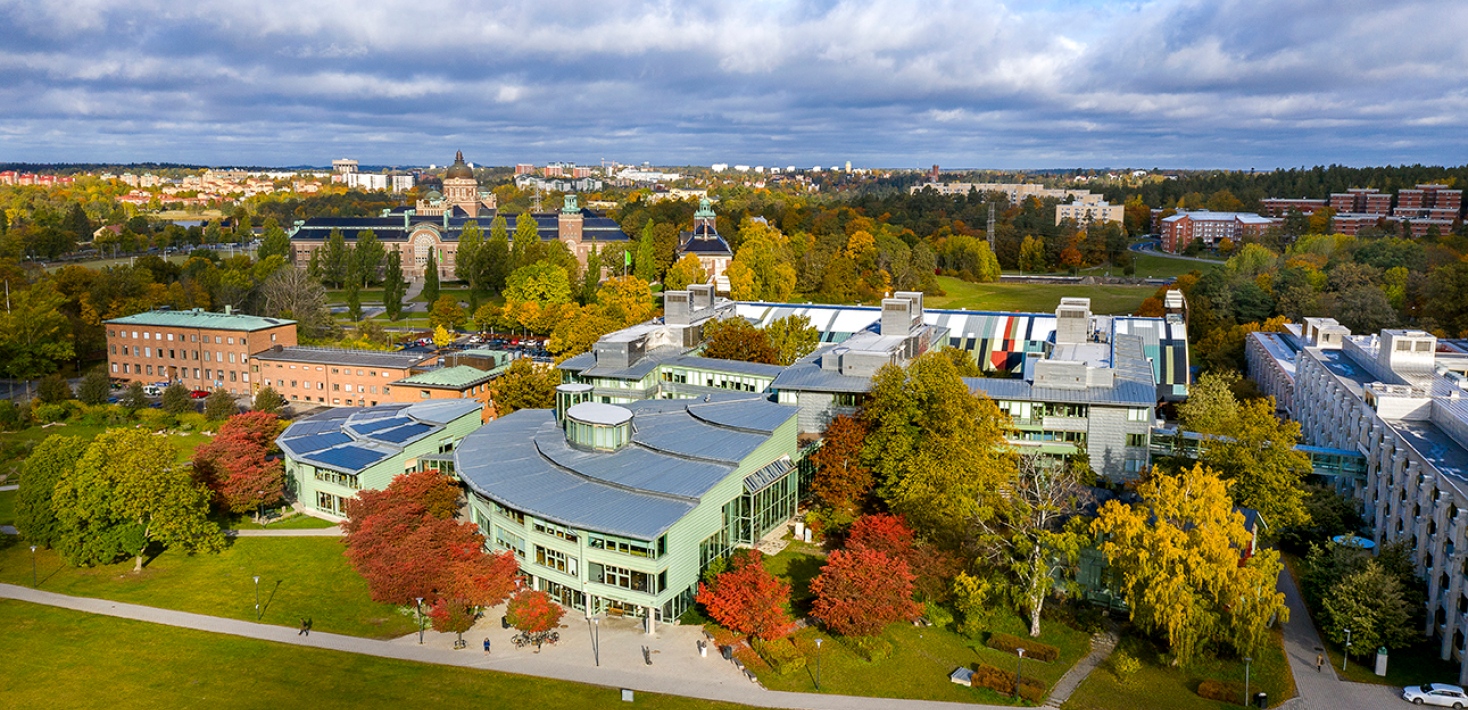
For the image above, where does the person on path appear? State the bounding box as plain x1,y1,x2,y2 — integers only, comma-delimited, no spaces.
304,617,312,636
483,638,491,655
300,618,309,636
1316,652,1324,673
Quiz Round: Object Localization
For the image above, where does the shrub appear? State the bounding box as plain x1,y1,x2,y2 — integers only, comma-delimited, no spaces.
33,402,72,424
1111,651,1141,684
969,662,1045,702
1197,679,1246,704
985,632,1060,662
0,399,28,430
846,635,894,662
753,637,807,676
924,600,954,630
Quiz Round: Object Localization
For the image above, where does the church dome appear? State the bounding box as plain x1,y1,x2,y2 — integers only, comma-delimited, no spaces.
444,150,474,180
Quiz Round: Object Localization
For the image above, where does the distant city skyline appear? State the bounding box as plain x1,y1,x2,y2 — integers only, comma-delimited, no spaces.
1,0,1465,169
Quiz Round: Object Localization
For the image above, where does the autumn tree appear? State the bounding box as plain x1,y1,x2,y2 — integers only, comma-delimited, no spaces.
429,597,478,645
548,304,620,360
596,275,656,327
810,547,921,636
506,589,566,635
490,358,558,415
809,415,874,513
505,262,573,306
429,295,467,331
122,381,147,411
726,218,796,301
765,314,819,366
16,435,88,548
1017,235,1048,273
664,254,707,292
701,317,778,364
846,513,916,561
78,367,111,405
343,470,518,608
192,412,285,517
52,428,225,570
1091,464,1288,663
0,280,75,392
863,351,1014,544
975,455,1086,637
695,549,794,640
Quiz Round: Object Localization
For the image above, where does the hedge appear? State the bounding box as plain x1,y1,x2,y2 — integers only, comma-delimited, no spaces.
847,635,894,662
753,638,807,676
985,632,1060,662
1197,679,1247,704
969,662,1046,702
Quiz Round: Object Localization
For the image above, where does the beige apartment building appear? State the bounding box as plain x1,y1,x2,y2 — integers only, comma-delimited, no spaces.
250,346,434,407
105,308,298,394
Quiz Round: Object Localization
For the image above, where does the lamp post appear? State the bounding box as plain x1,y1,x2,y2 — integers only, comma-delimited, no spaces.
30,545,38,587
1244,656,1252,708
1342,629,1351,672
253,576,261,619
815,638,824,691
416,598,425,644
593,617,600,667
1016,648,1025,699
256,491,264,524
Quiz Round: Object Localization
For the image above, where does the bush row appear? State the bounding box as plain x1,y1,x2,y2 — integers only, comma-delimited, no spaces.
753,637,807,676
845,635,894,662
968,662,1046,702
985,632,1060,662
1197,679,1246,704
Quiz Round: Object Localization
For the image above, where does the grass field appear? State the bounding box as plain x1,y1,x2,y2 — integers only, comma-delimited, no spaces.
221,513,340,531
1072,253,1210,280
1,600,754,710
928,276,1154,315
0,488,15,526
0,537,414,639
1064,631,1294,710
0,420,214,470
752,544,1091,704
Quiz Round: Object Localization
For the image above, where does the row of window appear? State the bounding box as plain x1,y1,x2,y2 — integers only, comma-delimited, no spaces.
112,363,242,382
660,369,770,393
269,379,390,395
1016,430,1089,443
587,533,665,560
111,345,241,363
109,329,277,346
314,469,360,490
533,521,579,544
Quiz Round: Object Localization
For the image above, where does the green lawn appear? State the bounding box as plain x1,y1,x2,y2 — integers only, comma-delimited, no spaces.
0,421,213,470
928,276,1154,315
224,513,340,531
1065,631,1294,710
0,537,414,639
753,545,1092,704
0,488,15,526
325,289,386,304
1072,253,1208,280
1,600,755,710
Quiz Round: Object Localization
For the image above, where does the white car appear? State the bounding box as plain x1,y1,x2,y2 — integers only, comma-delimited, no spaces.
1404,683,1468,707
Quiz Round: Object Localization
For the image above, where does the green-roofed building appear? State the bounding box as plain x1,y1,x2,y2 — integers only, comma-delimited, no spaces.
390,364,507,421
105,306,298,394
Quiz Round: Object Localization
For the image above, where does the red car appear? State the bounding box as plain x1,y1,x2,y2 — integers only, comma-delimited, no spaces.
190,389,211,399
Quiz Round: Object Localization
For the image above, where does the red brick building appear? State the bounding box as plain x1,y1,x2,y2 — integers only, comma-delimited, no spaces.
105,308,297,394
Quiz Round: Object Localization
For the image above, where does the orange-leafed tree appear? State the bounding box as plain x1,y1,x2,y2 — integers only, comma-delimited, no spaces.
191,411,284,516
810,547,921,637
506,589,565,634
695,549,794,640
429,597,477,644
846,513,915,561
809,415,873,513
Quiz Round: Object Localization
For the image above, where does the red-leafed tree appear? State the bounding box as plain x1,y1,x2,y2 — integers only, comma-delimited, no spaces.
342,470,518,608
810,547,921,636
505,589,565,634
192,412,285,516
429,597,478,644
695,548,794,640
809,415,873,512
846,513,915,561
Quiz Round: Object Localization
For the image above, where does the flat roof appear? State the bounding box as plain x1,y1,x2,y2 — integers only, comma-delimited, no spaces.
253,346,432,370
107,308,295,332
277,399,481,474
394,365,500,389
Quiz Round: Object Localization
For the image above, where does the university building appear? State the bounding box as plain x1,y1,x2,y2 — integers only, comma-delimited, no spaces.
1247,319,1468,683
105,307,297,394
675,198,734,292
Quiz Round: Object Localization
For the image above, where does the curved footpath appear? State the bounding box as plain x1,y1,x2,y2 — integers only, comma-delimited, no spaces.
1,583,1012,710
1274,567,1400,710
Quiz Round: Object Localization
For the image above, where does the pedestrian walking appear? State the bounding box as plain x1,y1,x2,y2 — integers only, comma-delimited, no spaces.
1316,652,1323,673
484,638,491,655
304,617,312,636
299,618,309,636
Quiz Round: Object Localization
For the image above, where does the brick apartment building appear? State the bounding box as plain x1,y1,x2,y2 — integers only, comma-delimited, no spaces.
105,308,298,394
1329,188,1393,215
1258,198,1327,217
1394,183,1462,220
250,346,435,407
1159,211,1278,252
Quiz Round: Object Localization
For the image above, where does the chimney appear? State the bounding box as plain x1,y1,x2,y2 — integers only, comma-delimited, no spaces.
224,304,233,316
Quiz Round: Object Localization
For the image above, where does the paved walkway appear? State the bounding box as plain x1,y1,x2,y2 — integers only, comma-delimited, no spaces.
1,584,1015,710
402,279,424,313
1044,627,1117,708
227,526,343,537
0,484,18,492
1274,566,1400,710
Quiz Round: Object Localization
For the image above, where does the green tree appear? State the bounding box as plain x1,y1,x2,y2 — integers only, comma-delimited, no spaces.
1092,464,1288,663
491,358,558,415
321,229,349,288
635,221,658,282
353,230,385,286
37,373,73,403
423,249,441,306
429,295,467,331
664,253,707,291
580,245,602,304
1018,235,1048,273
504,263,573,305
1320,560,1416,658
52,428,225,571
0,281,75,393
122,381,148,411
16,435,88,548
382,250,405,322
346,277,363,322
252,386,285,415
257,218,291,262
765,314,819,366
484,215,511,292
204,388,236,421
456,220,483,296
78,367,111,406
863,351,1014,544
512,212,541,270
162,382,193,414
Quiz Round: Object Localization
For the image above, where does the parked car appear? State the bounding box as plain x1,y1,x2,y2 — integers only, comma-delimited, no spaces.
190,389,211,399
1404,683,1468,707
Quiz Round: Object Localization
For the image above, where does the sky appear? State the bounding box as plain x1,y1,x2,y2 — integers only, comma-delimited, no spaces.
1,0,1466,170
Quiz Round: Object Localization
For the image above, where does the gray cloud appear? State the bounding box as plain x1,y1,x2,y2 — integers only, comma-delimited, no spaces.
0,0,1463,168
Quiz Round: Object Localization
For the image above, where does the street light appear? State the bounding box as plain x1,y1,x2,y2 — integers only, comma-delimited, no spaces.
416,597,425,644
1244,656,1252,708
1016,648,1025,699
256,490,264,524
30,545,38,587
1342,629,1352,672
593,617,601,667
253,576,261,620
815,638,823,691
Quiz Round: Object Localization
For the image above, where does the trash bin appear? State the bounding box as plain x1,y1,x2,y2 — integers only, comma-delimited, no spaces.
1255,691,1267,708
722,645,733,660
501,615,511,629
1374,647,1388,676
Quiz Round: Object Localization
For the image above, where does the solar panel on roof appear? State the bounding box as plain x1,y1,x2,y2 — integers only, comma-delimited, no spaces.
284,431,352,454
350,417,411,435
372,422,432,443
307,446,389,471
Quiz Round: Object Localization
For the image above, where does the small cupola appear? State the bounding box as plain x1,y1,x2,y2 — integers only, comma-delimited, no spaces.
563,402,633,451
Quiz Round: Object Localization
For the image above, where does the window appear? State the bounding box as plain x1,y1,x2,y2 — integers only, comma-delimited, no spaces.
1127,408,1150,422
534,545,576,576
494,526,526,558
145,347,152,357
230,371,237,382
169,349,175,359
343,384,353,393
110,345,116,354
215,336,222,344
271,334,277,342
332,384,340,391
1126,433,1147,447
534,521,579,543
147,365,154,375
493,501,526,526
420,390,430,399
314,469,360,489
588,533,658,559
228,337,234,345
144,332,150,340
111,363,118,373
191,335,198,342
589,562,653,593
167,333,174,341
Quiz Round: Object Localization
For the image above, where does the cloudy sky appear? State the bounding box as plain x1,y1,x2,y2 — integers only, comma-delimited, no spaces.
1,0,1465,169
